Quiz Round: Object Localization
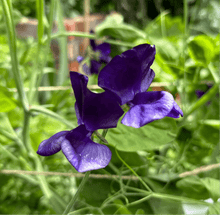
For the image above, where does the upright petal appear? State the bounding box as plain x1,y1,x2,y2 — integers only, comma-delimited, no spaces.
98,44,156,105
61,125,111,172
121,91,181,128
37,131,69,156
70,72,88,121
70,72,124,131
83,91,124,131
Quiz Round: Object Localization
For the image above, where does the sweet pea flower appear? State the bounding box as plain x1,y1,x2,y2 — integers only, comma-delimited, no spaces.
37,125,111,172
37,72,123,172
77,37,111,75
98,44,183,128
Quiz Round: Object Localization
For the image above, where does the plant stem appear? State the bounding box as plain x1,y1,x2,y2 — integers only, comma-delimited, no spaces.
184,83,219,118
29,0,45,103
181,0,188,114
30,105,75,128
56,0,68,86
1,0,29,111
63,171,91,215
115,149,153,193
50,31,134,47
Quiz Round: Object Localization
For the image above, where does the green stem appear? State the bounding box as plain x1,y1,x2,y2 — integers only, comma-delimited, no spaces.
182,0,188,114
126,194,152,207
152,193,211,206
115,149,153,193
56,0,68,86
1,0,29,111
208,63,219,84
184,83,219,118
29,0,45,103
0,128,26,153
36,0,56,91
30,105,75,128
50,31,134,47
63,171,91,215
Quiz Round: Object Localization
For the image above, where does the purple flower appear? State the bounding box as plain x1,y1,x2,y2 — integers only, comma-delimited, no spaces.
70,72,124,131
37,72,123,172
77,37,111,75
98,44,183,128
37,125,111,172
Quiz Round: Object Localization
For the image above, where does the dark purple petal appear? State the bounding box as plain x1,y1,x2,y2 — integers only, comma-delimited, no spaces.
96,43,111,57
83,91,124,131
90,39,97,51
167,101,183,118
141,69,155,92
37,131,69,156
121,91,176,128
91,60,101,74
70,72,124,131
98,44,156,105
62,125,111,172
77,56,84,63
70,72,88,120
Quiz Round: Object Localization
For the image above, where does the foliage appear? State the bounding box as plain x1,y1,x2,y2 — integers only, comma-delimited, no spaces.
0,0,219,214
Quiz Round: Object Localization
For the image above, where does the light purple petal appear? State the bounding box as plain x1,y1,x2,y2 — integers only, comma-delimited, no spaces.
37,131,69,156
98,44,156,105
61,125,111,172
121,91,175,128
83,64,91,75
77,56,84,63
167,101,183,118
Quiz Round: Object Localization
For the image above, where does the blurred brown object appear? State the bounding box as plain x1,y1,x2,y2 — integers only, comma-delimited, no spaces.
15,14,106,71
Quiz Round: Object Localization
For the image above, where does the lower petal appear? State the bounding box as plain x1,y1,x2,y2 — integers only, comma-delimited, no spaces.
37,131,69,156
121,91,175,128
61,125,111,172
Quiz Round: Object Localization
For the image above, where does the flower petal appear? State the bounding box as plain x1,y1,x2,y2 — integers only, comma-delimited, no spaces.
83,91,124,131
96,43,111,57
91,60,101,74
98,44,156,105
77,56,84,63
121,91,175,128
37,131,69,156
167,101,183,118
61,125,111,172
70,72,124,131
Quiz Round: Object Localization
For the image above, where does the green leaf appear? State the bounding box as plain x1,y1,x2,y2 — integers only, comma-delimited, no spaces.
0,86,17,112
176,176,210,200
114,199,132,214
135,209,145,214
96,14,146,42
207,202,220,215
201,178,220,202
188,35,215,66
108,118,177,152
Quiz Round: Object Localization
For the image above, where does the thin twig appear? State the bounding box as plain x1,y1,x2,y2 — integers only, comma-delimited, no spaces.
8,81,214,92
179,163,220,177
1,162,219,180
